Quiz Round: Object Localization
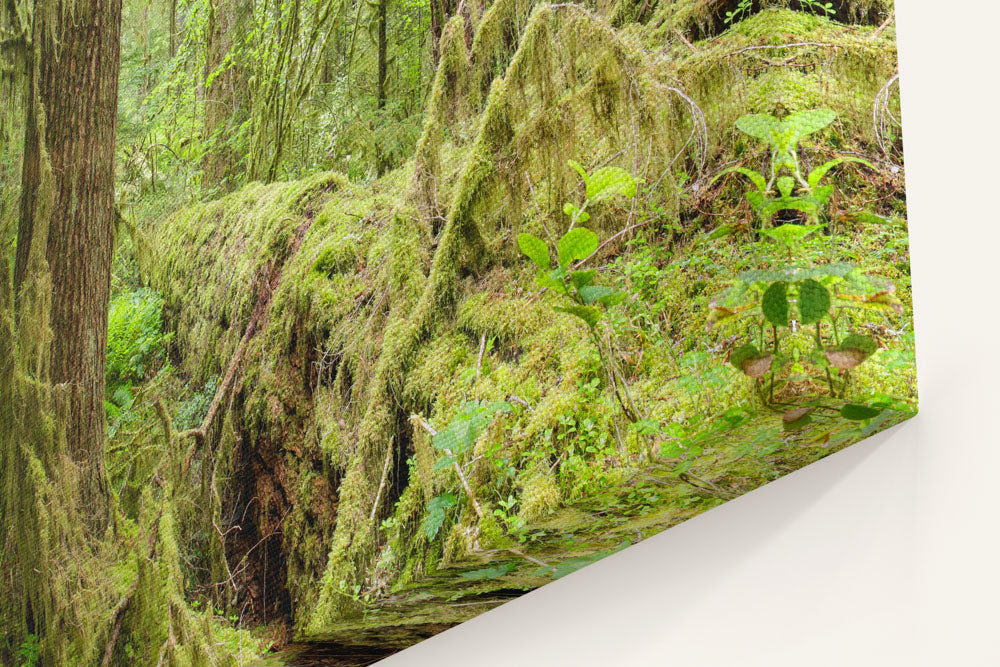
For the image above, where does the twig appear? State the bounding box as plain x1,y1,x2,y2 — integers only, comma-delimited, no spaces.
673,29,697,53
872,11,895,39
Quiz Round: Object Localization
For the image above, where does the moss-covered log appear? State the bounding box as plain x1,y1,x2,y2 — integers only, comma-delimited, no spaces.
141,2,906,646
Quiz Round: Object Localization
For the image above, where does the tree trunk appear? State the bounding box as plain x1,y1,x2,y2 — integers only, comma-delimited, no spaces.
202,0,251,191
377,0,388,113
13,0,123,524
429,0,455,65
376,0,389,175
169,0,178,59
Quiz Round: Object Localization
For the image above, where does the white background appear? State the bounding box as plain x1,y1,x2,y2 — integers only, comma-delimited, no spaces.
381,2,1000,664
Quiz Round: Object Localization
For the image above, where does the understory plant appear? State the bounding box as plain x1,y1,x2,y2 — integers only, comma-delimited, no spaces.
712,109,872,226
422,400,512,541
517,160,640,422
708,110,901,414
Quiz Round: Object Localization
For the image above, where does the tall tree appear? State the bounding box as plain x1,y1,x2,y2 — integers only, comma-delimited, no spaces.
203,0,251,191
12,0,123,523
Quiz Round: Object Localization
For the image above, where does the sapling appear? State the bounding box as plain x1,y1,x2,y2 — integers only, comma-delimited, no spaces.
710,110,873,226
518,160,640,421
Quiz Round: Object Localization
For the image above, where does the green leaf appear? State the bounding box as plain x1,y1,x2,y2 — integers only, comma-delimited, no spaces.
761,281,789,327
735,114,781,141
840,404,882,421
840,333,878,356
433,455,457,472
555,305,601,328
423,494,457,540
570,270,598,289
557,228,599,268
776,176,795,198
759,223,823,247
709,166,767,193
517,233,550,270
730,344,773,378
433,400,511,454
567,159,588,183
586,166,637,202
784,109,836,139
797,279,830,325
807,156,874,189
579,285,620,305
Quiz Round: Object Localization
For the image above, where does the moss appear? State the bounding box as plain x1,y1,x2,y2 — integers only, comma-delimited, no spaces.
519,468,562,522
140,0,913,651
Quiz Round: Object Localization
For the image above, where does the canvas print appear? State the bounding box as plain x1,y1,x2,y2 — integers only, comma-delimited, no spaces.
0,0,914,664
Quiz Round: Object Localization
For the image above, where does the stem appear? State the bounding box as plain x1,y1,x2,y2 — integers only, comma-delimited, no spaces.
817,323,835,395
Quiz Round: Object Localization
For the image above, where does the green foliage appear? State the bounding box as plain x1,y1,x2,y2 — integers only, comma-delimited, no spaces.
761,281,789,327
423,494,456,540
798,278,830,325
460,562,517,580
711,109,872,226
16,634,39,667
105,289,171,420
433,400,512,458
840,404,882,421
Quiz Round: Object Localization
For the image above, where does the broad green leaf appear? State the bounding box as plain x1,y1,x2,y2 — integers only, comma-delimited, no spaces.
433,455,457,472
555,305,601,328
569,269,598,289
709,166,768,193
579,285,620,305
567,159,588,183
534,271,567,294
776,176,795,198
557,228,599,268
536,541,630,579
759,198,819,222
825,334,877,369
840,333,878,356
810,184,835,207
784,109,836,139
433,400,511,454
797,278,830,325
730,344,772,378
761,281,789,327
586,166,637,202
517,233,549,270
807,156,874,188
735,114,781,141
759,223,823,247
840,404,882,421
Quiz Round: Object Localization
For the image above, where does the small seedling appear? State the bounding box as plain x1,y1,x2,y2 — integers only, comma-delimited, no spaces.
710,110,872,226
518,160,640,420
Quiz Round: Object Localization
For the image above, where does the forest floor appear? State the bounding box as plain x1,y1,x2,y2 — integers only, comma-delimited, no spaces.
267,404,913,665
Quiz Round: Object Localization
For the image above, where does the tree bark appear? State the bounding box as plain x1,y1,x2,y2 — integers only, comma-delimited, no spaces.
13,0,123,523
202,0,251,191
429,0,455,65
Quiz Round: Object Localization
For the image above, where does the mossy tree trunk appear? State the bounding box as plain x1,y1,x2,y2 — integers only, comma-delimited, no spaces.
203,0,251,191
12,0,122,526
429,0,455,65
